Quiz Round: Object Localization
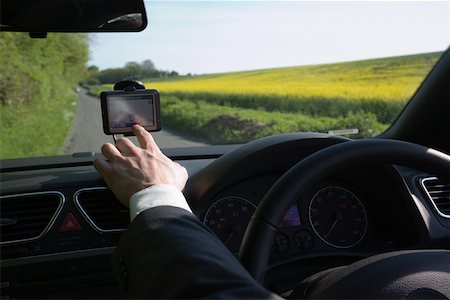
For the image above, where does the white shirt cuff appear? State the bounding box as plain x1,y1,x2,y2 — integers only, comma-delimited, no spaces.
129,184,192,221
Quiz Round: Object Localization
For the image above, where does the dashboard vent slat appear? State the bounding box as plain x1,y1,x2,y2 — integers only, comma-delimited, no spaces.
421,177,450,218
75,188,129,233
0,192,64,245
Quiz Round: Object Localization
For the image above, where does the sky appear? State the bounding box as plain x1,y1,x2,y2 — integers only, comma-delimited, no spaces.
89,1,450,75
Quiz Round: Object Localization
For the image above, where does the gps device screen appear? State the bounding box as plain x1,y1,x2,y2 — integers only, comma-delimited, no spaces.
101,89,161,135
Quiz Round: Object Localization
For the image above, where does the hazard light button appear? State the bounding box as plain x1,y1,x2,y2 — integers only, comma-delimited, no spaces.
59,212,82,233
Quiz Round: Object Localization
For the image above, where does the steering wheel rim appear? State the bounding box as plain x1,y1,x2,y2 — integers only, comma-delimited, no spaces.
238,138,450,282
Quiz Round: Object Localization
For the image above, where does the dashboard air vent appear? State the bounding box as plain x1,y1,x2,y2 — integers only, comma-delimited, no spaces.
0,192,64,245
75,188,129,233
421,177,450,218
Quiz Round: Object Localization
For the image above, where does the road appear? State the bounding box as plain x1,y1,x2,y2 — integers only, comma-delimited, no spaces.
63,90,208,154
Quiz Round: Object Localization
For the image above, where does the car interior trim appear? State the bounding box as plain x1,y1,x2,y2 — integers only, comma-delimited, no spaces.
1,246,115,267
0,145,238,173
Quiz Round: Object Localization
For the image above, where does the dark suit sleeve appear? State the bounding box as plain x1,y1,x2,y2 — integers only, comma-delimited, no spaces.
111,206,281,299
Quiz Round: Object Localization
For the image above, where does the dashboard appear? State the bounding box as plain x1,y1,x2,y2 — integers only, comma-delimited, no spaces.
1,135,450,298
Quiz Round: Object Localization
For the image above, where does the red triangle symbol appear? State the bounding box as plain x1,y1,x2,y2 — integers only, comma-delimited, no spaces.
59,212,82,233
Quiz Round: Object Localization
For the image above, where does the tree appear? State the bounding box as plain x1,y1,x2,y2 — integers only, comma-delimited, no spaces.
141,59,155,70
87,58,180,84
84,65,100,84
125,61,141,78
97,68,129,83
87,65,99,74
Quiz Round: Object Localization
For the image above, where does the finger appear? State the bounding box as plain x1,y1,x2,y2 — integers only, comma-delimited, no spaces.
101,143,122,162
93,157,112,174
133,124,159,152
93,158,116,189
116,137,140,156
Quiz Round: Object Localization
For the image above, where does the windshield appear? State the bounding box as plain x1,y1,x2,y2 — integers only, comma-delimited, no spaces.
0,1,448,159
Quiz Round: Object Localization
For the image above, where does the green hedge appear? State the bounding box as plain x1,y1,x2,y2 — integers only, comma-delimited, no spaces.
161,96,387,144
0,32,89,159
164,91,405,124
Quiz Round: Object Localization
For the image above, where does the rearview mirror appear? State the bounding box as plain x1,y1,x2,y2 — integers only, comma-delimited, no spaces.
0,0,147,34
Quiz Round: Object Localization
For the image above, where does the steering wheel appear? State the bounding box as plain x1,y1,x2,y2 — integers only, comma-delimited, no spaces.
238,139,450,298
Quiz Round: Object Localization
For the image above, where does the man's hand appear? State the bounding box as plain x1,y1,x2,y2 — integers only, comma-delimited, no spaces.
93,125,188,207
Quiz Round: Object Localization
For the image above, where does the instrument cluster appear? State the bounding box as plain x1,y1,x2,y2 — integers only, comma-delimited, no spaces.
202,176,370,259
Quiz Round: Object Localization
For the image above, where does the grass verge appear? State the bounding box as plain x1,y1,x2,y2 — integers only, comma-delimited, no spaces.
0,91,76,159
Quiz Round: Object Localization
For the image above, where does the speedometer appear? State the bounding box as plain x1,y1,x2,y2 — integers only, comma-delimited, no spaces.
203,197,256,254
309,186,367,248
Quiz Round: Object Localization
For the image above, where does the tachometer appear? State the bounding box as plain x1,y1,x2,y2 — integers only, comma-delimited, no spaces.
203,196,256,254
309,186,367,248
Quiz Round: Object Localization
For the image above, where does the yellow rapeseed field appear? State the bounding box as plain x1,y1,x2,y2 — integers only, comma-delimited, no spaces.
149,52,440,103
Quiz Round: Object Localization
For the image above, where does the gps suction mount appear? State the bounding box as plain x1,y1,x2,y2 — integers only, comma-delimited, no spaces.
111,79,146,143
114,79,146,92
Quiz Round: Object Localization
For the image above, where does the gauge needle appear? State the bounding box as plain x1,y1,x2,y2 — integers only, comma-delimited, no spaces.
225,231,234,245
324,219,338,239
